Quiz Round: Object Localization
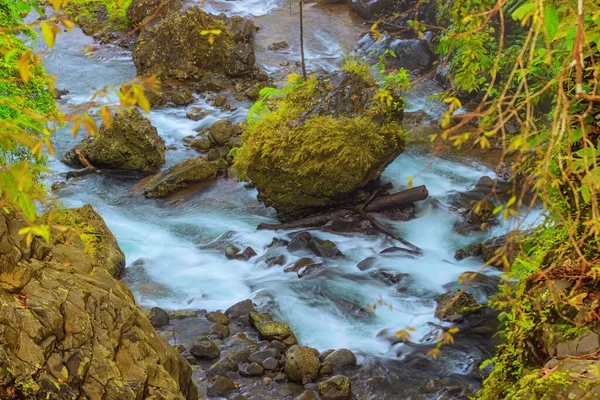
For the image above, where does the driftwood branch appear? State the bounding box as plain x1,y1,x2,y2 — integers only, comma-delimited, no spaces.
74,149,97,170
257,185,429,232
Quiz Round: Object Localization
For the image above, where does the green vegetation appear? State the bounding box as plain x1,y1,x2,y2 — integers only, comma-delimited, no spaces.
63,0,132,35
0,1,60,221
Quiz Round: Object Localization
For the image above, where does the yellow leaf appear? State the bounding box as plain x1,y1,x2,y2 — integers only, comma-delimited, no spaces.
45,139,55,157
426,348,442,360
71,117,82,137
18,51,30,83
137,93,150,113
82,114,98,135
42,22,56,48
100,106,114,126
62,19,76,32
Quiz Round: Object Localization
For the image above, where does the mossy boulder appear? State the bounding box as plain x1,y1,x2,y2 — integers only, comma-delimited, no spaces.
434,290,483,322
234,67,405,221
63,108,165,172
318,375,352,399
143,156,218,198
256,321,297,345
127,0,182,28
0,207,197,399
284,345,320,382
132,7,236,80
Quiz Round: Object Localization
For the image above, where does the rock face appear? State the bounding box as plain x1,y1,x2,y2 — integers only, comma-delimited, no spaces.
0,207,196,399
62,109,165,172
133,7,254,80
143,156,218,198
127,0,182,28
235,68,405,221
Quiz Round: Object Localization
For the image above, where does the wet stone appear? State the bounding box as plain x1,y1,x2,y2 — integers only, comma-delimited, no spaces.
190,340,220,359
149,307,169,327
207,375,236,397
206,311,230,325
249,348,280,364
262,357,279,371
226,299,257,319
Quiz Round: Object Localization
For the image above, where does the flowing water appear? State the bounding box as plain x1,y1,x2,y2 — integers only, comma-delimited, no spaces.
41,0,539,394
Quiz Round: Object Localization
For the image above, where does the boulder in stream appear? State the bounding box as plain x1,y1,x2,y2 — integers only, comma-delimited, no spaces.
133,7,240,80
234,65,405,221
62,108,166,172
143,156,218,198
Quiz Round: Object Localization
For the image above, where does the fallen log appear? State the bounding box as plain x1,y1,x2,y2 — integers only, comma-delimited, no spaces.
364,185,428,213
257,185,429,231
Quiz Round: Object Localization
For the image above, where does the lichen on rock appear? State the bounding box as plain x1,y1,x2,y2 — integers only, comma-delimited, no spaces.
234,63,405,221
62,108,166,172
0,206,197,399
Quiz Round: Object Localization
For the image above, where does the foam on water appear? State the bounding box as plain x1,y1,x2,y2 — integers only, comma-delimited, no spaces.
199,0,282,17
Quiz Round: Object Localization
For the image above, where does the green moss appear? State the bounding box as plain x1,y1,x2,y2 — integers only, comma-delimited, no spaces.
143,156,218,198
45,205,125,276
63,0,133,36
234,68,405,218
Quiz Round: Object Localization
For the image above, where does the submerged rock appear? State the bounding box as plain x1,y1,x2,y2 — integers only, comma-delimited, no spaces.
234,68,405,221
143,156,218,198
62,109,165,172
133,7,236,80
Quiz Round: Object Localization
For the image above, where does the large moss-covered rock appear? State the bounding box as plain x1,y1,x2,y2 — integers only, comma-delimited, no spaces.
63,0,130,40
0,207,197,400
63,108,165,172
235,66,405,221
143,156,218,198
127,0,182,28
132,7,236,80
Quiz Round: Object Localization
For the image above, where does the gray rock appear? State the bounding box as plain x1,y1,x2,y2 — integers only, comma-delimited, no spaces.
190,340,221,359
226,299,257,318
207,376,236,397
262,357,279,371
249,348,280,364
149,307,169,327
323,349,357,371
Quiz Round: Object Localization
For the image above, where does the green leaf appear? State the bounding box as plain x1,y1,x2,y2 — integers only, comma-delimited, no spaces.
512,3,535,22
544,4,559,42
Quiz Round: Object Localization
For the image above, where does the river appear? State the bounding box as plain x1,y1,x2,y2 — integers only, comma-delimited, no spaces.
41,0,535,397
